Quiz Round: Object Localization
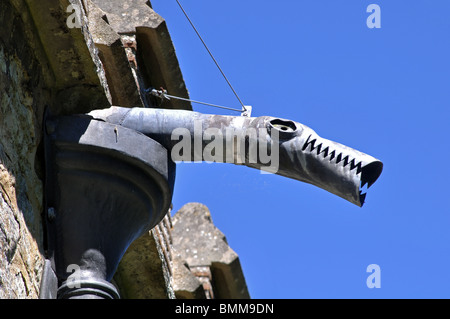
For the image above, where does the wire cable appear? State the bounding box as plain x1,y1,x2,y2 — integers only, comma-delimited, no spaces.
147,88,244,113
175,0,247,112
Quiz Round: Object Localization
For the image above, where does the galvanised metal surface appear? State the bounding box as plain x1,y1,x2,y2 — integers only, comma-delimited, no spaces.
40,106,382,298
89,107,383,207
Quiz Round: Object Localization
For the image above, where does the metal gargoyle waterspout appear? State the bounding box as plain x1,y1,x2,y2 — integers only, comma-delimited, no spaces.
88,106,383,207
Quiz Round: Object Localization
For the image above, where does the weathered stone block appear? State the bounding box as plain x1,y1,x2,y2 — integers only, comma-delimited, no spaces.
172,203,250,299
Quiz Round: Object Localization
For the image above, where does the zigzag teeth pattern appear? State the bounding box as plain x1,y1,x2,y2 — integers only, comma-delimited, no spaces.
302,134,362,173
302,135,316,152
350,158,363,174
328,150,335,161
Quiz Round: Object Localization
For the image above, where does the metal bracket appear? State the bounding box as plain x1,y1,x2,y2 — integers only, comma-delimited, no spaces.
241,105,252,117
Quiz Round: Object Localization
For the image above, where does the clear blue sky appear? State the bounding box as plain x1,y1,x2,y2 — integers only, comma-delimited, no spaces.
152,0,450,298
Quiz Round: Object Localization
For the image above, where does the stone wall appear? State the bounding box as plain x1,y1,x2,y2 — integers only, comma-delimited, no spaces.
0,0,49,298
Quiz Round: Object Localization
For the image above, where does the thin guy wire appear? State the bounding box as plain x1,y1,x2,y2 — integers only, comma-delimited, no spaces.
152,89,244,113
175,0,247,112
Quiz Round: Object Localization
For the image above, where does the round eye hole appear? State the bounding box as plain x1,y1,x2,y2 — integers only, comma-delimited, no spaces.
268,119,297,133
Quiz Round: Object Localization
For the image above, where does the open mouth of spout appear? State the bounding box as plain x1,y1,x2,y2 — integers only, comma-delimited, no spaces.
301,133,383,206
359,161,383,206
